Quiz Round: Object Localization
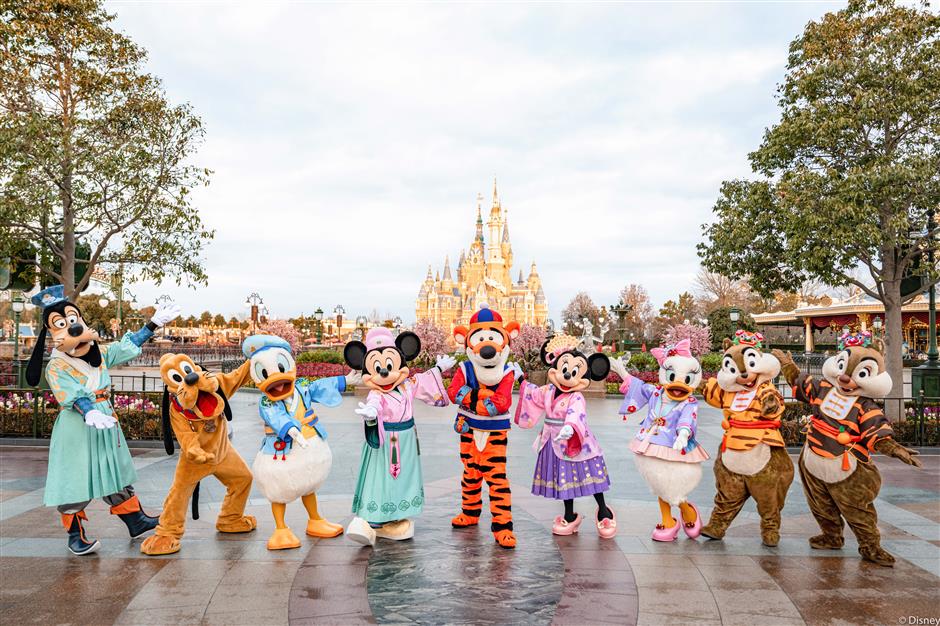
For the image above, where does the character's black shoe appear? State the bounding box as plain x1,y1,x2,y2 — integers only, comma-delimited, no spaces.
111,496,159,538
64,513,100,556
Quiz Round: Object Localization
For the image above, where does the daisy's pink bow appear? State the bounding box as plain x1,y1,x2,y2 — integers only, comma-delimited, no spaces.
650,338,692,366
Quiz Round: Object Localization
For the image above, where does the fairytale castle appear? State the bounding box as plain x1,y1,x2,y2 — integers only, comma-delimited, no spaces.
415,181,549,329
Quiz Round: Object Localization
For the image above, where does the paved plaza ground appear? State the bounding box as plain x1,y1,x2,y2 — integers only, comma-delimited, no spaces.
1,390,938,625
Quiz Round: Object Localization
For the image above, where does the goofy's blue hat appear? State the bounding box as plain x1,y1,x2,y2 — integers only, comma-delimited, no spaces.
31,284,67,309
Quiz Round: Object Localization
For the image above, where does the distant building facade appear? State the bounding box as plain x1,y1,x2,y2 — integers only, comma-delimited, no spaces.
416,181,548,329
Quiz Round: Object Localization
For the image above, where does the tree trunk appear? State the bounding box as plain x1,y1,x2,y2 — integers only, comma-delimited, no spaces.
60,169,75,297
882,279,904,421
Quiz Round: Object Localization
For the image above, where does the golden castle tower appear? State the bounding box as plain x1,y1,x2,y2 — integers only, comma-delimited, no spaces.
416,180,549,329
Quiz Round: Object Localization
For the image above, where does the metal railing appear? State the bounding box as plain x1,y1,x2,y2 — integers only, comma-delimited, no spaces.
127,345,244,367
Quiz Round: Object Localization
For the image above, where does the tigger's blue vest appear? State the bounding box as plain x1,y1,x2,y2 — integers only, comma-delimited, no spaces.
453,362,512,432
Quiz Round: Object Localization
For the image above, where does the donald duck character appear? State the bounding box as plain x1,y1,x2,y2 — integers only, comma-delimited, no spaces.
610,339,709,542
25,284,181,555
244,334,360,551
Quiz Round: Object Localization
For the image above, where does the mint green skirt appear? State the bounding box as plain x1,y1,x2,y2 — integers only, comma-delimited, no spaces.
351,426,424,524
43,408,137,506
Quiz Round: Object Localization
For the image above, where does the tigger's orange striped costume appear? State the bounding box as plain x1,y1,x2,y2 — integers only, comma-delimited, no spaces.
447,305,519,549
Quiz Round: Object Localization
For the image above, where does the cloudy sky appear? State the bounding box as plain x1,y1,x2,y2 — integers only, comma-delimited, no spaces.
109,0,841,323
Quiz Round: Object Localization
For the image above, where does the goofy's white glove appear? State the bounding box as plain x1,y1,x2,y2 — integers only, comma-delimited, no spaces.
85,409,117,430
553,424,575,442
435,354,456,372
345,370,363,387
355,401,378,421
287,426,309,448
151,302,182,327
508,361,525,381
673,427,691,452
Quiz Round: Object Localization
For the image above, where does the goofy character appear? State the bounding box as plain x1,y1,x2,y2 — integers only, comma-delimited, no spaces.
25,284,180,555
447,305,523,549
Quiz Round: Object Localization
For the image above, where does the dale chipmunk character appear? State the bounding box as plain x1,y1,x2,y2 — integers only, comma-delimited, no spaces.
140,354,257,556
774,332,922,567
700,330,793,547
344,328,454,547
610,338,709,542
447,305,523,549
245,334,359,551
25,285,180,555
515,334,617,539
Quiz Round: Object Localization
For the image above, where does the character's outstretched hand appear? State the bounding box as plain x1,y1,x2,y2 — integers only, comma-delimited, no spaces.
508,361,525,381
345,370,363,387
553,424,575,442
151,303,182,327
85,409,117,430
672,427,691,452
288,426,309,448
875,438,923,468
610,356,629,382
355,401,378,420
435,354,456,372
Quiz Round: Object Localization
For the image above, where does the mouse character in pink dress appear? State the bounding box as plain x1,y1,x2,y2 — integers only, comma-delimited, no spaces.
515,334,616,538
610,339,709,542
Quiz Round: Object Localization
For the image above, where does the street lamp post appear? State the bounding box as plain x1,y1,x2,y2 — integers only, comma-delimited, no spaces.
913,207,940,398
333,305,345,341
245,293,264,332
356,315,368,341
610,300,634,352
729,307,741,332
314,307,324,343
393,316,403,335
11,294,24,387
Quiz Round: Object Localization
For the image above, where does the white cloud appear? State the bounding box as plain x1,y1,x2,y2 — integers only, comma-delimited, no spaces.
104,0,830,322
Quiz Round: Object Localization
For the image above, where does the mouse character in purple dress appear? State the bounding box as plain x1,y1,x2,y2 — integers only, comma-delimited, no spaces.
515,334,616,538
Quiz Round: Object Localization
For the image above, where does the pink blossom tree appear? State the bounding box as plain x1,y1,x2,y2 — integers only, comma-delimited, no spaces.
661,323,712,357
412,318,449,366
260,319,301,352
511,323,547,370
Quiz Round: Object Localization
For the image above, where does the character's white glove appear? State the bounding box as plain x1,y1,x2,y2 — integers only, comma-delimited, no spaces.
344,370,363,387
610,356,630,381
553,424,575,442
673,428,691,452
287,426,309,448
508,361,525,381
85,409,117,430
151,303,182,327
355,401,378,420
435,354,456,372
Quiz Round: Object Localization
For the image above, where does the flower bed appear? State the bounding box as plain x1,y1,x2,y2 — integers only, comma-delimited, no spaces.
0,390,163,440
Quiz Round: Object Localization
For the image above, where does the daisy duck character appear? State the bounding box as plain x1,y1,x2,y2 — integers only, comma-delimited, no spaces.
343,328,454,547
25,284,181,555
515,334,616,538
244,334,360,551
610,338,709,542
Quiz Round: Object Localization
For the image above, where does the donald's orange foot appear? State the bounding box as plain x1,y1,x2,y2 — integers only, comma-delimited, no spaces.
267,527,301,550
306,518,344,538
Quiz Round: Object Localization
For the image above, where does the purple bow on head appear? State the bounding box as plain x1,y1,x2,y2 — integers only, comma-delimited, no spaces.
651,338,692,366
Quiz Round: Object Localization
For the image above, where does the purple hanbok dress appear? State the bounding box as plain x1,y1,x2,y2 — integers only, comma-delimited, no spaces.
515,381,610,500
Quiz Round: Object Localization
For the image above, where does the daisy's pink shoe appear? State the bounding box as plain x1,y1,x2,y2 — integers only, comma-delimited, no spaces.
651,519,681,542
596,510,617,539
682,503,702,539
552,513,583,536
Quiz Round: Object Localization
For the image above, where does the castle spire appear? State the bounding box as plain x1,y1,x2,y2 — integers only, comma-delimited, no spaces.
425,265,432,280
501,211,510,244
442,255,452,281
475,193,484,242
492,177,499,207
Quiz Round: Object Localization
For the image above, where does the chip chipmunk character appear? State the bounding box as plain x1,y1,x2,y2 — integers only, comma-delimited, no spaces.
774,331,922,567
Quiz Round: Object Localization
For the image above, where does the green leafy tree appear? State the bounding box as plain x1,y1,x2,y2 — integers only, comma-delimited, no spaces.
706,307,756,351
698,0,940,400
0,0,212,299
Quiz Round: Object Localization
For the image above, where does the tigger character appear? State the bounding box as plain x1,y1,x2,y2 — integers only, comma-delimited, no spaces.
345,328,454,547
611,339,709,542
699,330,793,547
774,331,922,567
447,305,523,549
140,355,257,556
516,335,616,539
